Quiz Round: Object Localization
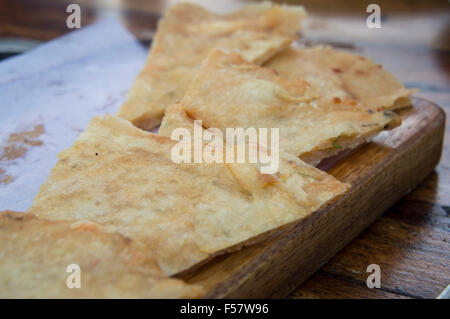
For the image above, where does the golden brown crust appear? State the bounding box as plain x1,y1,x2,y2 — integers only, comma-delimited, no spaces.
29,115,348,276
265,46,417,111
159,104,197,138
159,102,393,166
116,2,306,130
161,49,400,164
0,211,203,298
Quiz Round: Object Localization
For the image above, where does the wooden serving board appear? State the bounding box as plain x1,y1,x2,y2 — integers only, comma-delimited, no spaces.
181,97,446,298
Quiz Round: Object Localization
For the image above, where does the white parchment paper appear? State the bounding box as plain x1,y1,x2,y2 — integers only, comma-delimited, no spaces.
0,19,148,211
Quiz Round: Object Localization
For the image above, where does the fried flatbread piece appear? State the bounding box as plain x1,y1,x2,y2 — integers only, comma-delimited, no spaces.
116,2,306,130
29,115,348,275
165,49,400,165
0,211,203,298
159,103,197,138
265,46,416,111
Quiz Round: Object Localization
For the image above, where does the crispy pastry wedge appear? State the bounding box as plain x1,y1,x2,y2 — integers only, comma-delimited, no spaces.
265,46,416,111
0,211,203,298
116,2,306,130
159,103,197,137
160,50,401,166
29,115,348,275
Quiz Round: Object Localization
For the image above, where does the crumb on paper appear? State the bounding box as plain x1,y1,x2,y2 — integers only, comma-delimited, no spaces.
0,145,27,161
7,124,45,145
0,124,45,183
0,169,12,185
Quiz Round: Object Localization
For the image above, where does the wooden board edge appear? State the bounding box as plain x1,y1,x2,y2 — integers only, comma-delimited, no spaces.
198,99,445,298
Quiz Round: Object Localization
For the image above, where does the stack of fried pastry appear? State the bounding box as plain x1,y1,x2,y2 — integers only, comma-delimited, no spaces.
0,2,415,298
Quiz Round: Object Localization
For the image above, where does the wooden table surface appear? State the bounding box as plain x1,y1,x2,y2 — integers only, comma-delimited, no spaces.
1,0,449,299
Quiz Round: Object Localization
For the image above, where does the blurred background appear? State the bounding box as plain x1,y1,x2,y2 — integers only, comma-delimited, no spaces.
1,1,448,120
0,0,449,298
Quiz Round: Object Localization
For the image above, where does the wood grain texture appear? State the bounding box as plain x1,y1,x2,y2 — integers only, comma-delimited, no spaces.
2,0,449,299
290,272,411,299
180,98,446,298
